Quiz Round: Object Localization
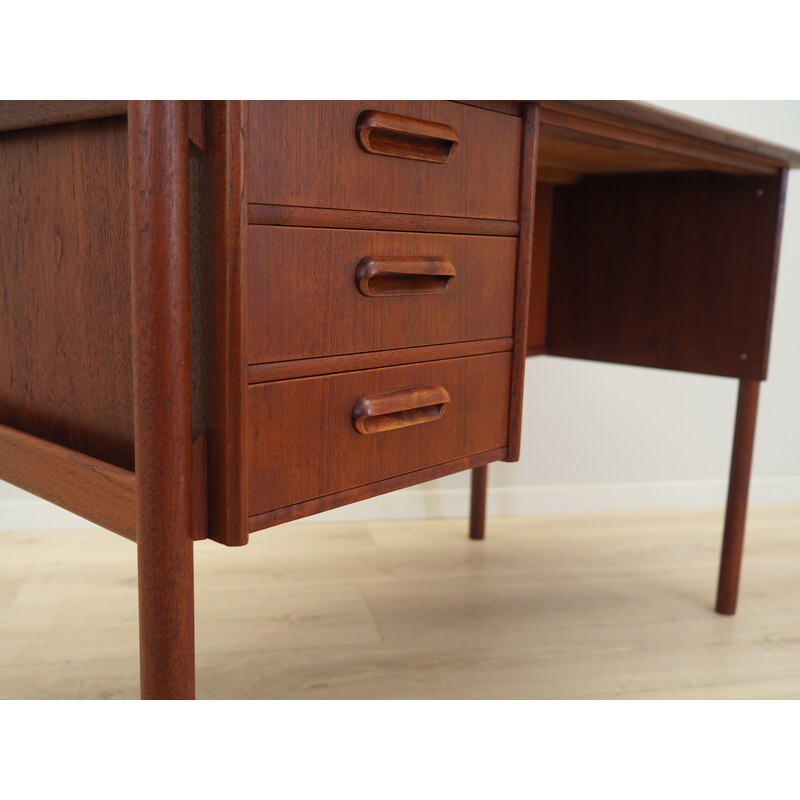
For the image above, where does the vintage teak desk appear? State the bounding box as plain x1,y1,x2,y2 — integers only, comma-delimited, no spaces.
1,101,798,699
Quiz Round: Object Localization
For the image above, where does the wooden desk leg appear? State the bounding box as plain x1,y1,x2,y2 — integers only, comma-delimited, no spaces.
130,101,196,699
716,379,761,616
469,465,488,540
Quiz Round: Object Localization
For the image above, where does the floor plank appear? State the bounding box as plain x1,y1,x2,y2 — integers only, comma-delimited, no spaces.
1,506,799,699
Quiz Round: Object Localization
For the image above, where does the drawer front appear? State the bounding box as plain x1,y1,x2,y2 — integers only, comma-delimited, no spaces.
248,101,521,220
248,226,517,364
247,352,511,515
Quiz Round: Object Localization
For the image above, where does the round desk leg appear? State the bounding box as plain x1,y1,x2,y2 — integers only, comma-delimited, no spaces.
130,100,196,698
138,532,195,699
469,465,488,541
716,379,761,616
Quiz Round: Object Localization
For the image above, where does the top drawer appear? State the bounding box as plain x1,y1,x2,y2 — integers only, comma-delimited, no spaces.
247,101,522,221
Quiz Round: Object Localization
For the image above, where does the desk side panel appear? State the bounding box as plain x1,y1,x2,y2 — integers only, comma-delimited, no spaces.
0,117,134,469
545,171,786,380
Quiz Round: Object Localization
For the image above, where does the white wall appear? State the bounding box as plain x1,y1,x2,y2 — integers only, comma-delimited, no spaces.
2,101,799,530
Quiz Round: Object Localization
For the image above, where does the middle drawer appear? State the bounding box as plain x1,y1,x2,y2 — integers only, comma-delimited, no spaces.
248,225,517,364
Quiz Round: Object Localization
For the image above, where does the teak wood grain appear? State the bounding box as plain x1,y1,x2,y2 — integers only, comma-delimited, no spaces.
0,116,134,469
0,422,208,546
539,100,800,168
0,421,136,540
716,380,761,615
546,170,787,380
469,464,488,541
247,226,517,364
248,204,519,237
537,125,750,184
247,352,511,519
456,101,523,116
248,339,513,384
249,447,507,531
129,101,196,699
0,100,128,134
194,101,249,546
247,101,521,220
538,112,779,181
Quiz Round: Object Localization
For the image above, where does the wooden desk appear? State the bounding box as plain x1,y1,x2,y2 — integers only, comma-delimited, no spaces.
1,101,798,699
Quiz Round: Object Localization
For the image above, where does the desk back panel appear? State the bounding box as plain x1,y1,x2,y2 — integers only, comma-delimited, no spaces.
545,170,787,380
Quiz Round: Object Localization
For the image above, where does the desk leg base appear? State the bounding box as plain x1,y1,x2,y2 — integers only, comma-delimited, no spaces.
715,379,760,616
138,539,196,699
469,465,488,540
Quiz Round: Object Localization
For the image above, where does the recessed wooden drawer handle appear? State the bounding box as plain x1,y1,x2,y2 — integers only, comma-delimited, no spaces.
356,256,455,297
352,385,450,435
356,110,460,164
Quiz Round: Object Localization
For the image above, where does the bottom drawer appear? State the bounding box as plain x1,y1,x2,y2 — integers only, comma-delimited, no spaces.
247,351,511,516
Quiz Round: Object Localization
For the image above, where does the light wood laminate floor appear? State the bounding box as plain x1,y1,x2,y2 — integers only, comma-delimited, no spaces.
1,506,799,699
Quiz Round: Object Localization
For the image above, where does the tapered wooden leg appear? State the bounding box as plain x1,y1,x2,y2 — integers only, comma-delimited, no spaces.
130,101,196,698
469,465,488,540
138,528,195,699
716,379,761,616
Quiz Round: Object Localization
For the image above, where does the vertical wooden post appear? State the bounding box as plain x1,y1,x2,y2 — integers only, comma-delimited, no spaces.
716,379,761,616
469,465,488,540
129,101,196,698
505,102,539,462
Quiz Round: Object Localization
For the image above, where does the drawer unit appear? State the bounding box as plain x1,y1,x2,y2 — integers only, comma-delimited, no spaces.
192,100,533,545
247,101,522,220
5,100,796,699
247,352,512,517
247,225,518,364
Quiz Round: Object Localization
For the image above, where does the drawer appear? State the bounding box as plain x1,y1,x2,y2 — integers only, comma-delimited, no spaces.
248,226,517,364
248,101,521,220
247,352,511,516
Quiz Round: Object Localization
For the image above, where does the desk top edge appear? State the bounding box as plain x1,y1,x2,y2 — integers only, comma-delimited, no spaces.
538,100,800,168
1,99,799,168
